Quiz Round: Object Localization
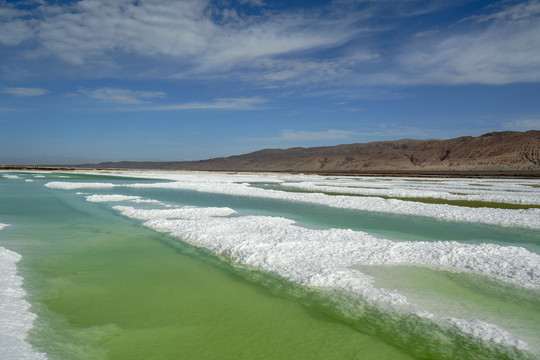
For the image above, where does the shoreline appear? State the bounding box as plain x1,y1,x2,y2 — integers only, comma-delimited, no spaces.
2,166,540,179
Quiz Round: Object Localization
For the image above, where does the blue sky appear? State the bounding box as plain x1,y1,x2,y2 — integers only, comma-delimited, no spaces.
1,0,539,164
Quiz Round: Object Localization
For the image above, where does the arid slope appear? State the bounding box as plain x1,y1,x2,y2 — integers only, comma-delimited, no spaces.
174,130,540,172
82,130,540,173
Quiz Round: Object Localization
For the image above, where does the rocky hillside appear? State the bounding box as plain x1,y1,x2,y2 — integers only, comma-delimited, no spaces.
88,130,540,173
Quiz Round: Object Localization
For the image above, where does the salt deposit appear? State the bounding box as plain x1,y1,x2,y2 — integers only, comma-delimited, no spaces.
45,176,540,229
0,224,47,359
108,204,539,349
46,182,116,190
3,174,22,180
277,179,540,205
85,194,164,205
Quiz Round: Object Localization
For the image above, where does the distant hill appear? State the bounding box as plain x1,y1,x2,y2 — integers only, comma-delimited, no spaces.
78,130,540,174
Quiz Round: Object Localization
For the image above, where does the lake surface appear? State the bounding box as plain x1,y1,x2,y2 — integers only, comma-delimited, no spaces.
1,171,539,359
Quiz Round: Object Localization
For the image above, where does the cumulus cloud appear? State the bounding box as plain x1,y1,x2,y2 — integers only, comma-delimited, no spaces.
2,87,49,96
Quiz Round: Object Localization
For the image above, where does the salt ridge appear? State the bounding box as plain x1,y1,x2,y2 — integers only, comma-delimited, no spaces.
45,179,540,229
445,318,528,350
3,174,22,180
129,180,540,229
112,205,236,220
109,204,538,350
279,180,540,205
0,224,47,359
46,182,115,190
85,194,164,205
39,173,540,354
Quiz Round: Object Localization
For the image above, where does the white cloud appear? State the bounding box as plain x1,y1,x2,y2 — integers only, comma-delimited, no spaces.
379,1,540,85
2,87,49,96
2,0,539,89
85,88,166,104
0,0,365,82
0,106,16,112
187,12,362,74
257,129,359,143
0,0,354,67
249,53,379,86
238,0,265,7
503,118,540,131
0,2,29,20
122,97,267,111
0,19,33,46
23,0,215,65
471,1,540,23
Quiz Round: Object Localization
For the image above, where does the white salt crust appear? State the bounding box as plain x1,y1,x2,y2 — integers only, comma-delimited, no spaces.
110,205,538,349
278,179,540,205
113,205,236,220
45,177,540,229
42,174,540,350
445,318,528,350
0,224,47,359
46,182,115,190
3,174,22,180
85,194,163,205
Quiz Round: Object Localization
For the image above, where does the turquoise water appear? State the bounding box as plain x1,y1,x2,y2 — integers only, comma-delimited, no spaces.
1,171,539,360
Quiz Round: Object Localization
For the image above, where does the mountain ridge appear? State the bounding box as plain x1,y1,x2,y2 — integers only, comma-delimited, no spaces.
74,130,540,173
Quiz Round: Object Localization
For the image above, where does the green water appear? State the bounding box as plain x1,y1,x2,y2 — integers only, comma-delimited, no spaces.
0,175,415,359
355,265,540,351
106,186,540,249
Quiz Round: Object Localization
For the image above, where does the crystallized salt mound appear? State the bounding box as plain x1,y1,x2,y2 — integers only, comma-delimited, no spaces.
112,205,236,220
45,182,116,189
445,318,529,350
112,205,539,349
3,174,22,180
85,194,163,205
0,226,47,359
46,179,540,229
129,180,540,229
86,194,141,202
279,179,540,205
114,206,540,291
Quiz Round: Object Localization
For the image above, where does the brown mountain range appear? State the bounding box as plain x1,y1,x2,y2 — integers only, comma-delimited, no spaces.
81,130,540,174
